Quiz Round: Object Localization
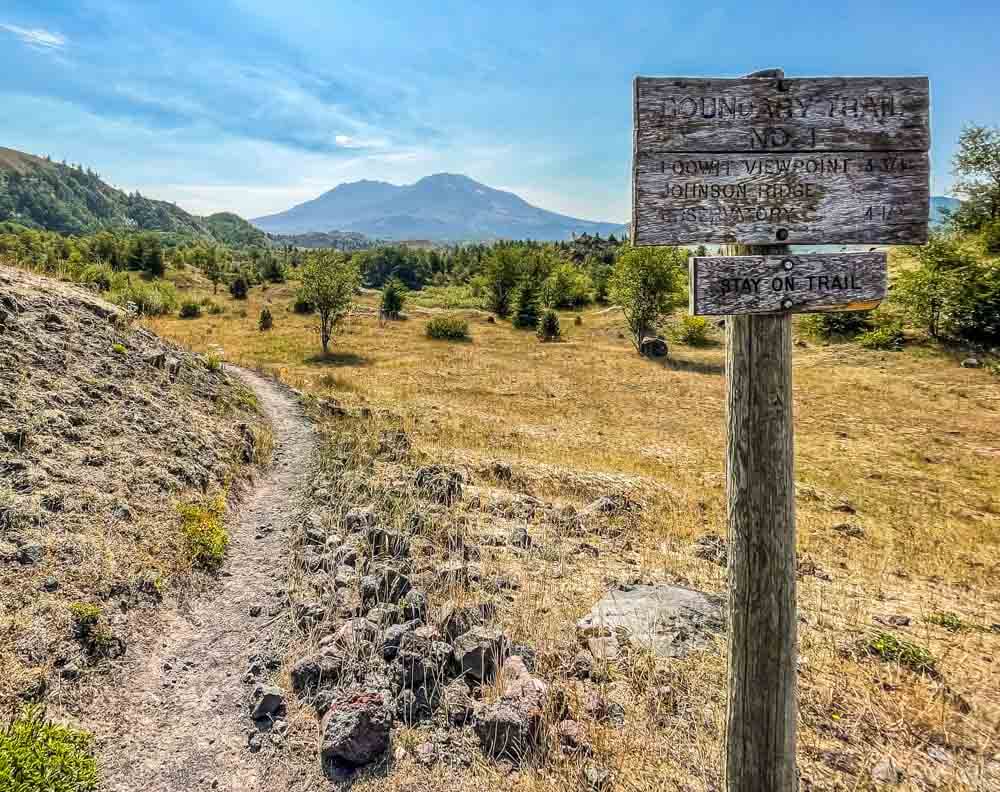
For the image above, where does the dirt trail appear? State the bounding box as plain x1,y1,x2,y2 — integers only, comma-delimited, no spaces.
87,367,315,792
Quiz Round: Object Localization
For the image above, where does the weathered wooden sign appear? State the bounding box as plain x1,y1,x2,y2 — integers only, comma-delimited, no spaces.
689,252,887,315
632,76,930,245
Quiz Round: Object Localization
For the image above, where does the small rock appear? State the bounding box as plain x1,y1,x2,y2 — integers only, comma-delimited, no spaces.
833,522,865,539
382,620,421,661
41,576,60,592
414,741,437,767
442,678,476,726
247,734,262,753
583,763,615,791
452,627,507,683
961,357,981,369
557,719,591,754
361,566,411,606
414,465,464,505
871,755,903,785
320,689,393,770
290,652,344,697
17,544,44,565
250,685,285,720
640,336,668,358
248,604,262,617
343,506,377,533
60,663,80,681
570,650,593,680
401,589,428,622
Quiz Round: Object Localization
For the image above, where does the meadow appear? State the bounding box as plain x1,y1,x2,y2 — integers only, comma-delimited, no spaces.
147,270,1000,790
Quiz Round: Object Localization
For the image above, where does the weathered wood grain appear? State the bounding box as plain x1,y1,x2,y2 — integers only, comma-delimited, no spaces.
724,244,798,792
690,252,887,315
635,76,929,153
633,151,929,245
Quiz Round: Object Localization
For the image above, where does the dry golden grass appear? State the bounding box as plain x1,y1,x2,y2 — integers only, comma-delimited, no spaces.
150,270,1000,790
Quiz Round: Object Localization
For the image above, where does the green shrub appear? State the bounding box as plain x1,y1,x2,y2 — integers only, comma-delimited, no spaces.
203,352,223,372
68,603,101,633
426,315,470,341
68,603,114,655
110,279,178,317
291,296,315,314
111,343,127,356
78,264,116,292
674,314,713,346
380,279,406,319
925,611,967,632
205,300,224,315
799,311,873,340
861,631,936,675
258,307,273,331
229,275,249,300
858,320,904,350
178,301,202,319
177,495,228,569
0,705,98,792
541,261,593,308
984,220,1000,254
537,309,561,341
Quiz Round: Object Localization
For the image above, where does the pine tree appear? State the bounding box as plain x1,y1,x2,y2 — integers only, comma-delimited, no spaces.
537,309,561,341
258,307,273,331
380,279,405,319
512,279,540,329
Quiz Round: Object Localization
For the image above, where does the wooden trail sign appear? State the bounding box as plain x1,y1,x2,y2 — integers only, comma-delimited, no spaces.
631,75,930,246
629,67,931,792
689,252,887,315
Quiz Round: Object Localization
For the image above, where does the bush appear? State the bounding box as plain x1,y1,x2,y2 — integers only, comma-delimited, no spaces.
674,314,713,346
110,279,177,316
426,315,470,341
0,705,98,792
537,309,561,341
78,264,115,292
203,352,223,372
178,301,202,319
205,300,224,315
857,320,904,350
229,275,249,300
380,279,406,319
111,343,127,356
291,296,315,314
541,261,593,308
984,220,1000,254
258,307,273,331
861,631,936,675
799,311,873,340
177,495,227,570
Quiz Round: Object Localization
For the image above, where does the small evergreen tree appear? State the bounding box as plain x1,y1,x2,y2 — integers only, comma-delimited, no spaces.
380,279,406,319
258,307,273,331
229,274,249,300
537,309,561,341
512,279,540,329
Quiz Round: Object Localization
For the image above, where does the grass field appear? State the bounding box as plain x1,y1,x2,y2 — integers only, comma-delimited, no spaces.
149,272,1000,790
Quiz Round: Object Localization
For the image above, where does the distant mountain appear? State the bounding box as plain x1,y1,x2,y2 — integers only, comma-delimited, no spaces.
0,146,266,246
252,173,626,242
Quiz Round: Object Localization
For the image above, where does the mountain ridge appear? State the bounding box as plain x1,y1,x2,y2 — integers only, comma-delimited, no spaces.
251,173,628,241
0,146,267,246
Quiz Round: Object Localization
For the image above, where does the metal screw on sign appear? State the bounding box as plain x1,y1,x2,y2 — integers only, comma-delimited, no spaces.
781,298,793,310
782,259,794,271
776,228,789,241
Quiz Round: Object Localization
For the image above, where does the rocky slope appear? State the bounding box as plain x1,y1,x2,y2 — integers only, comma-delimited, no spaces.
0,264,268,710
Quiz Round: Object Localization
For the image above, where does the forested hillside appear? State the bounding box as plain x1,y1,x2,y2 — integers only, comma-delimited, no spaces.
0,147,265,246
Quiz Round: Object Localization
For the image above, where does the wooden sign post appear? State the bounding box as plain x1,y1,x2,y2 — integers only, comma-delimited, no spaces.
631,69,929,791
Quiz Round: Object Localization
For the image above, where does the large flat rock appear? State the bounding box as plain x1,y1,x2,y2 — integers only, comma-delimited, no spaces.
576,584,724,660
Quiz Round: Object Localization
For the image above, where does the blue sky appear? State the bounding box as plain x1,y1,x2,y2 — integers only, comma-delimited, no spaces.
2,1,998,223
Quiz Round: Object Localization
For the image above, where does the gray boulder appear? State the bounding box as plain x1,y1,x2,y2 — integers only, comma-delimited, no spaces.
576,584,724,660
290,651,344,698
250,684,285,720
361,565,411,606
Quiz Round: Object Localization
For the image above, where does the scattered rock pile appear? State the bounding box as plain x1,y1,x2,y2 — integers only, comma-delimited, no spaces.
280,459,552,778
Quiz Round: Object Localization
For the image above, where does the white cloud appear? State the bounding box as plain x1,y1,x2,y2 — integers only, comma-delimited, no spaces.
1,23,66,49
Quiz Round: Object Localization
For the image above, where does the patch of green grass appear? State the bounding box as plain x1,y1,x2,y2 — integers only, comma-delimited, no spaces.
177,494,228,569
925,611,967,632
202,352,223,372
408,285,482,310
0,705,98,792
111,343,127,356
862,631,937,675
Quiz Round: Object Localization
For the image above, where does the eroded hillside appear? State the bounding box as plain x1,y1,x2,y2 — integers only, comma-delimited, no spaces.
0,265,269,709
